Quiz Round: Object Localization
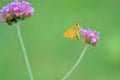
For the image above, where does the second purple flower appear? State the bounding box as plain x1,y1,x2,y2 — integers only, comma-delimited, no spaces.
81,28,100,46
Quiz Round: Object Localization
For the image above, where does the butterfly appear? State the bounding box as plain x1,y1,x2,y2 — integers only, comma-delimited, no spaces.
64,24,81,40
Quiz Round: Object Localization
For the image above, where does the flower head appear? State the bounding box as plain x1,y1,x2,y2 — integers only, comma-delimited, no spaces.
81,28,100,46
0,0,34,25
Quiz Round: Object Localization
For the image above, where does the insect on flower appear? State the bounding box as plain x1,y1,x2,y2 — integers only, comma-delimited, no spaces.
64,24,81,40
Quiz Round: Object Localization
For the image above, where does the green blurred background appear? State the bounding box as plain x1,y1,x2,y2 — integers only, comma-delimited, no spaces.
0,0,120,80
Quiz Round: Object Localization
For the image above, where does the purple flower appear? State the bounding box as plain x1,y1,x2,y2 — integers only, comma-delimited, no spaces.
81,28,100,46
0,0,34,25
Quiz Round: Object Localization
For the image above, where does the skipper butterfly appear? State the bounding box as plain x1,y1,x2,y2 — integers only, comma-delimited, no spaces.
64,24,81,40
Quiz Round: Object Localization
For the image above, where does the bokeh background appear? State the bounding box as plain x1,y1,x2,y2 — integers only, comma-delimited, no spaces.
0,0,120,80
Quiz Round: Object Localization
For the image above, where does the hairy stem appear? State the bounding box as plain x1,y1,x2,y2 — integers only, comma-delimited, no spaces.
16,24,34,80
62,45,88,80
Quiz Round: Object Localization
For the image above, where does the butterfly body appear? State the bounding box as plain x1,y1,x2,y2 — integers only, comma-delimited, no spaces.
64,24,81,40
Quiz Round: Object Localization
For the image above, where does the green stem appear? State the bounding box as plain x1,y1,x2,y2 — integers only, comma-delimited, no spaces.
16,24,34,80
62,45,88,80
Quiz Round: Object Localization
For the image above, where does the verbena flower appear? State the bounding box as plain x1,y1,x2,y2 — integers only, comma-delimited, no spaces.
0,0,34,25
0,0,35,79
81,28,100,46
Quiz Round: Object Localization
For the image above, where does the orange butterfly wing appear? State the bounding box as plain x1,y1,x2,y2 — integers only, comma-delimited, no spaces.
64,24,80,40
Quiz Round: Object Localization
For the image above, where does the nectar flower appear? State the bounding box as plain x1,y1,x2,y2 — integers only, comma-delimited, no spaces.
0,0,34,25
81,28,100,46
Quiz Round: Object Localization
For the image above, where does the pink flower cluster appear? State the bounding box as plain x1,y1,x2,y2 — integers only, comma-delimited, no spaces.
81,28,100,46
0,0,34,25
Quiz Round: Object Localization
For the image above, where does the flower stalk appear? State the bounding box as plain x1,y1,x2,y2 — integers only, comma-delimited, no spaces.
16,24,34,80
62,44,88,80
